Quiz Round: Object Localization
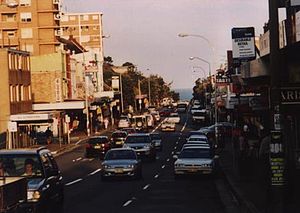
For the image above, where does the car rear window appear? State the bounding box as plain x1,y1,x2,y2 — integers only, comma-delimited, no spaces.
179,149,211,159
112,132,127,138
150,134,161,140
88,137,108,144
125,136,151,144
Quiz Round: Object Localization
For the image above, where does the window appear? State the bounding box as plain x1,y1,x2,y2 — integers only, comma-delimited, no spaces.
81,35,90,43
21,44,33,53
92,15,99,20
6,14,16,22
20,0,31,6
20,12,32,22
21,28,33,38
7,31,15,38
69,16,76,21
81,15,89,21
81,26,89,32
93,26,99,31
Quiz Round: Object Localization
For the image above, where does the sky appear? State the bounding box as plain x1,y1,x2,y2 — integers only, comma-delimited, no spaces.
63,0,269,89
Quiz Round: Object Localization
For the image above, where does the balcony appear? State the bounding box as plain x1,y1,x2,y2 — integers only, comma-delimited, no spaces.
9,70,31,85
10,100,33,114
0,21,18,30
0,5,17,14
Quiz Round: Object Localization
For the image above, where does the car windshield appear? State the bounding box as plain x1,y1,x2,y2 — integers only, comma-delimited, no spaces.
179,149,211,159
189,137,207,142
88,137,108,144
125,136,151,144
0,154,43,178
105,150,136,160
150,134,161,140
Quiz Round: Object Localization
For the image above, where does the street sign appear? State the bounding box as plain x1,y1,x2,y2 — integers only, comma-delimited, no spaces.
8,121,17,132
231,27,256,67
270,131,285,186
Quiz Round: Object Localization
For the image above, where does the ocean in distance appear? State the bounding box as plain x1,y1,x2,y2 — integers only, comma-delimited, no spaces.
174,88,193,101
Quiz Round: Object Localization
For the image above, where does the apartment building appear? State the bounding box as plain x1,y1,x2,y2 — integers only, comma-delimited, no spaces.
60,12,104,93
0,48,32,148
0,0,62,55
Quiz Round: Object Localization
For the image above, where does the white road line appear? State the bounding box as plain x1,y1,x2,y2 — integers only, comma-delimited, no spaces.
123,200,132,207
65,178,83,186
174,146,177,150
87,168,102,176
154,174,159,179
171,151,174,155
76,157,82,161
143,184,151,190
161,165,166,169
167,158,170,162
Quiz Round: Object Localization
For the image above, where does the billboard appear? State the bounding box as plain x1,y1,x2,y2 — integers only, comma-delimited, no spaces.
291,0,300,6
232,27,256,67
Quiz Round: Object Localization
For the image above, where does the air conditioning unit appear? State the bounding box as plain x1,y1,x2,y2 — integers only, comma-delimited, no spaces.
54,14,61,20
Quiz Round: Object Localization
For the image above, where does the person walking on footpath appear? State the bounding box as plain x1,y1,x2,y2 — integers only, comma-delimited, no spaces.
104,117,109,129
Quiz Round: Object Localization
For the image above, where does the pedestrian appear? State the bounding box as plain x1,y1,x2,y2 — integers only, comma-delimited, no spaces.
45,127,53,145
104,117,109,129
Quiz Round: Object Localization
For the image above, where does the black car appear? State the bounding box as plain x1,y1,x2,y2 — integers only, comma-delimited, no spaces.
85,136,111,158
110,130,128,148
0,147,64,213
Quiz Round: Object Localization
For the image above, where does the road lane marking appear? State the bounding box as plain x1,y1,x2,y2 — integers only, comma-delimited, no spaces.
143,184,151,190
171,151,174,155
154,174,159,179
167,158,170,162
87,168,102,176
123,200,132,207
161,165,166,169
65,178,83,186
180,119,188,132
174,146,177,150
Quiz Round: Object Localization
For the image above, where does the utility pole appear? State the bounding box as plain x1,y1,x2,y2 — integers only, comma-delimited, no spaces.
148,77,151,106
268,0,285,212
138,79,142,113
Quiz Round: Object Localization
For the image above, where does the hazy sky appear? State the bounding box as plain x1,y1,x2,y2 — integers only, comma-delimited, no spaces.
63,0,269,89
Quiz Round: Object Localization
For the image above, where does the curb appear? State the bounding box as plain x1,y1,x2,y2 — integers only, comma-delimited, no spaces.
219,158,261,213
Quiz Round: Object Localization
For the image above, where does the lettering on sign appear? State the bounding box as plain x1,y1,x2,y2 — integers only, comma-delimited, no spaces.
280,87,300,104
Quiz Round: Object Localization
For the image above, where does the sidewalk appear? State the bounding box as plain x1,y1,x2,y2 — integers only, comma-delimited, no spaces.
34,126,115,157
219,141,300,213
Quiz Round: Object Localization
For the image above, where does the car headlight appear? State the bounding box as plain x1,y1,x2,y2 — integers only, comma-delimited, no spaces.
103,164,111,169
127,164,135,169
143,145,150,149
27,191,41,201
175,164,184,168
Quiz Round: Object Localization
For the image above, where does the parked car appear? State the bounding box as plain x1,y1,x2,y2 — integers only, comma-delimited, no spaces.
111,130,128,148
85,136,111,158
101,148,142,180
123,133,156,161
159,108,173,117
186,135,209,144
0,147,64,213
150,133,163,151
173,146,215,177
167,112,180,124
161,120,176,132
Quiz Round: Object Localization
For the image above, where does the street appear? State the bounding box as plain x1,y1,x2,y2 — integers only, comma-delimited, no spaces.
55,113,231,213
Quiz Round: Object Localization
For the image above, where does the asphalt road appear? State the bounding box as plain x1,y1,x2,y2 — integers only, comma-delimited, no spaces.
55,112,235,213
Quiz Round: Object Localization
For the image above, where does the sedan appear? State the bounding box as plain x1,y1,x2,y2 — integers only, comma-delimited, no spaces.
161,120,176,132
85,136,111,158
167,112,180,124
101,148,142,180
174,146,215,177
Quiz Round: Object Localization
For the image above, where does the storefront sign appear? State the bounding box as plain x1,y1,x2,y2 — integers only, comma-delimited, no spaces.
280,87,300,104
216,75,232,85
10,113,53,121
8,121,17,132
270,131,285,186
232,27,256,67
112,76,120,91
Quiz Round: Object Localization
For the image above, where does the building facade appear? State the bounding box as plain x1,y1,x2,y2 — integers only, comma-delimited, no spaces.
0,48,32,148
60,12,104,93
0,0,62,55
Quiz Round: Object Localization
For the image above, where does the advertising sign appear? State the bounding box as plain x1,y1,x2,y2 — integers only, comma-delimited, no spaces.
270,131,285,186
232,27,256,67
291,0,300,6
112,76,120,91
280,87,300,105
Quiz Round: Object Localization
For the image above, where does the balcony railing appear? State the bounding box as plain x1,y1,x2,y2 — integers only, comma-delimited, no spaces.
10,100,32,114
9,70,31,85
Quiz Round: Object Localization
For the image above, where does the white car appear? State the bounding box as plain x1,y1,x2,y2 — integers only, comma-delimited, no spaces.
167,112,180,124
161,120,176,132
118,117,131,129
174,146,215,177
186,135,209,143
